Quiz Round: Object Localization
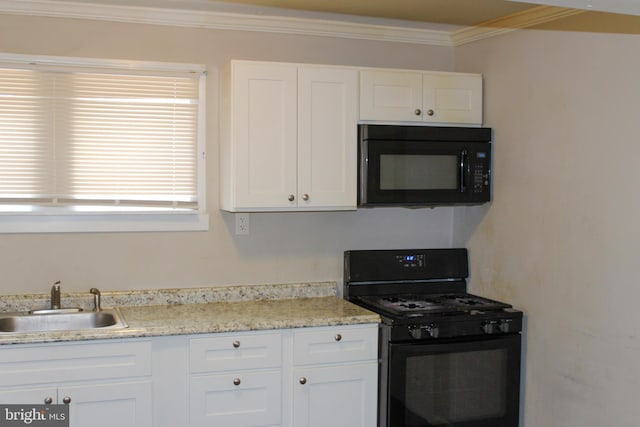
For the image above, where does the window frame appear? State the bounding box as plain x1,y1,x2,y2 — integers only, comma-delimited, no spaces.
0,53,208,233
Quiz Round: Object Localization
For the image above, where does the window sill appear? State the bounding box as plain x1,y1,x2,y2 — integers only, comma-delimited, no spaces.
0,213,209,233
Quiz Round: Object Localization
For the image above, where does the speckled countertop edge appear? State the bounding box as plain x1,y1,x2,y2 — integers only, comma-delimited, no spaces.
0,282,380,345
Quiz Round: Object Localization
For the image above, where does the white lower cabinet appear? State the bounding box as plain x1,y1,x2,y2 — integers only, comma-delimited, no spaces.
0,339,153,427
188,331,283,427
190,371,282,426
291,325,378,427
58,381,152,427
187,324,378,427
0,324,378,427
292,364,378,427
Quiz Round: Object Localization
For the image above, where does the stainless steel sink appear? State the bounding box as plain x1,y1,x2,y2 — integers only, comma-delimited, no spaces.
0,308,128,333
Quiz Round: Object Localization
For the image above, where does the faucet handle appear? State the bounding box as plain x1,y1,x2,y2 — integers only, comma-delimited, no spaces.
51,280,61,309
89,288,101,312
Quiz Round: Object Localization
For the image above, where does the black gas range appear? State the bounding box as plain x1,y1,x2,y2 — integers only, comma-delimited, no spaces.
344,248,523,427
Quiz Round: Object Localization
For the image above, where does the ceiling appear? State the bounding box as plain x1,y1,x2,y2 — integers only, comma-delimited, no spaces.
212,0,541,26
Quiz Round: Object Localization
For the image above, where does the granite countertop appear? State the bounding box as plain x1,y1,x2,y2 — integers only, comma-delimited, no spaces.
0,282,380,345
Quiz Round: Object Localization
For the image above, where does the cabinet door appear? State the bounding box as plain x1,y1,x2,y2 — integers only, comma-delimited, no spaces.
298,67,358,210
0,387,57,404
422,73,483,125
190,370,282,427
231,62,298,209
60,380,153,427
293,363,378,427
359,70,423,122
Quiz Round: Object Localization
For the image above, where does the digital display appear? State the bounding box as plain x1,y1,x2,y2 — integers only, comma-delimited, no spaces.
477,152,487,158
396,254,425,268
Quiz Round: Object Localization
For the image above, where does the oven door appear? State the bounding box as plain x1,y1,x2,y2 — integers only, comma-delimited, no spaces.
387,334,521,427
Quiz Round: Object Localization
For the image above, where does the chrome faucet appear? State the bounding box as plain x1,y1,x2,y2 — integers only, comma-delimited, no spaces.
90,288,101,312
51,281,61,310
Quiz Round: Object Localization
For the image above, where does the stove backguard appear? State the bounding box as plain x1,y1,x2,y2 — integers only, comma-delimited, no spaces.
344,248,468,300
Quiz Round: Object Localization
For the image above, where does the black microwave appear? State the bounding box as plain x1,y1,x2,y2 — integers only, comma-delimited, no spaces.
358,124,492,207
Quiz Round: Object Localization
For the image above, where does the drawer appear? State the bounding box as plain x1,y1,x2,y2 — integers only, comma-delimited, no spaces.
190,370,281,427
0,339,152,386
293,325,378,365
189,331,282,373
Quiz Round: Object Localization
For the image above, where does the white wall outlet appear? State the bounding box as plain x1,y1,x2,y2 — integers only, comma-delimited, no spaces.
235,212,250,235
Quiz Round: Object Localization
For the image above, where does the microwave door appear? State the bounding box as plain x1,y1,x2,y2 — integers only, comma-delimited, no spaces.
362,141,470,206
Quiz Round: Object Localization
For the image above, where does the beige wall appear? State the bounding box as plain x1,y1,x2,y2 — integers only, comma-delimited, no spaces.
455,19,640,427
0,13,456,294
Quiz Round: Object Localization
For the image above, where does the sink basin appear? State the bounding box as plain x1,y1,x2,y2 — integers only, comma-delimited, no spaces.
0,308,128,333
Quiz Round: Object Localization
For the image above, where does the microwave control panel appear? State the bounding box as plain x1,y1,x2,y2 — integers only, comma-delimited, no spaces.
472,151,491,194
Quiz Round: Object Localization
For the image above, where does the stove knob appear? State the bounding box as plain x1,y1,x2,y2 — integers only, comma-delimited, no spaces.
425,324,439,339
498,319,512,333
481,321,498,334
408,326,422,339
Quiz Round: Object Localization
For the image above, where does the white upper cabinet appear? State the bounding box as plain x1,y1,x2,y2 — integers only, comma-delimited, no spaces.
297,66,358,210
220,61,358,212
223,61,298,211
360,69,483,125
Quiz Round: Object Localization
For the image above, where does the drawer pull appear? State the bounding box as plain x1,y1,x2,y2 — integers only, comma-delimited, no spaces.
233,378,241,386
299,377,307,385
232,340,241,348
334,334,342,341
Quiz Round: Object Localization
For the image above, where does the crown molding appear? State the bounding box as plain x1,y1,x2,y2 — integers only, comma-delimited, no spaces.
0,0,583,47
0,0,454,45
451,5,585,46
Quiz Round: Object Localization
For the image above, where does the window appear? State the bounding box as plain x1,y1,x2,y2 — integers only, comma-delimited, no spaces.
0,54,207,233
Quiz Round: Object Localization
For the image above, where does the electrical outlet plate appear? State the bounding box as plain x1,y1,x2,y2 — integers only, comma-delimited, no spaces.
235,212,250,235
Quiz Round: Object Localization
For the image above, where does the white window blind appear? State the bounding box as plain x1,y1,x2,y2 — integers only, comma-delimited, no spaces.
0,59,204,214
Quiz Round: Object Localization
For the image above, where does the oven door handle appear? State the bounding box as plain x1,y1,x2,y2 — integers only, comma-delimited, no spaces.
460,149,469,193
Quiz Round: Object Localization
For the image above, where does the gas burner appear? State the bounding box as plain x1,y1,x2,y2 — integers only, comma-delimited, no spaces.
377,296,443,312
399,303,423,309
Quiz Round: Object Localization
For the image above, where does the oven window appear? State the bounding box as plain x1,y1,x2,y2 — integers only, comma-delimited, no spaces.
406,349,506,423
379,154,458,190
388,336,521,427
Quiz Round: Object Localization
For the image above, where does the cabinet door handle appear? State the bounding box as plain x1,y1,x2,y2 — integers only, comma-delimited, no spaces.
44,397,53,405
62,397,71,405
302,193,309,201
299,377,307,385
334,333,342,341
414,109,422,116
426,109,435,116
232,340,240,348
288,194,295,202
233,378,241,386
